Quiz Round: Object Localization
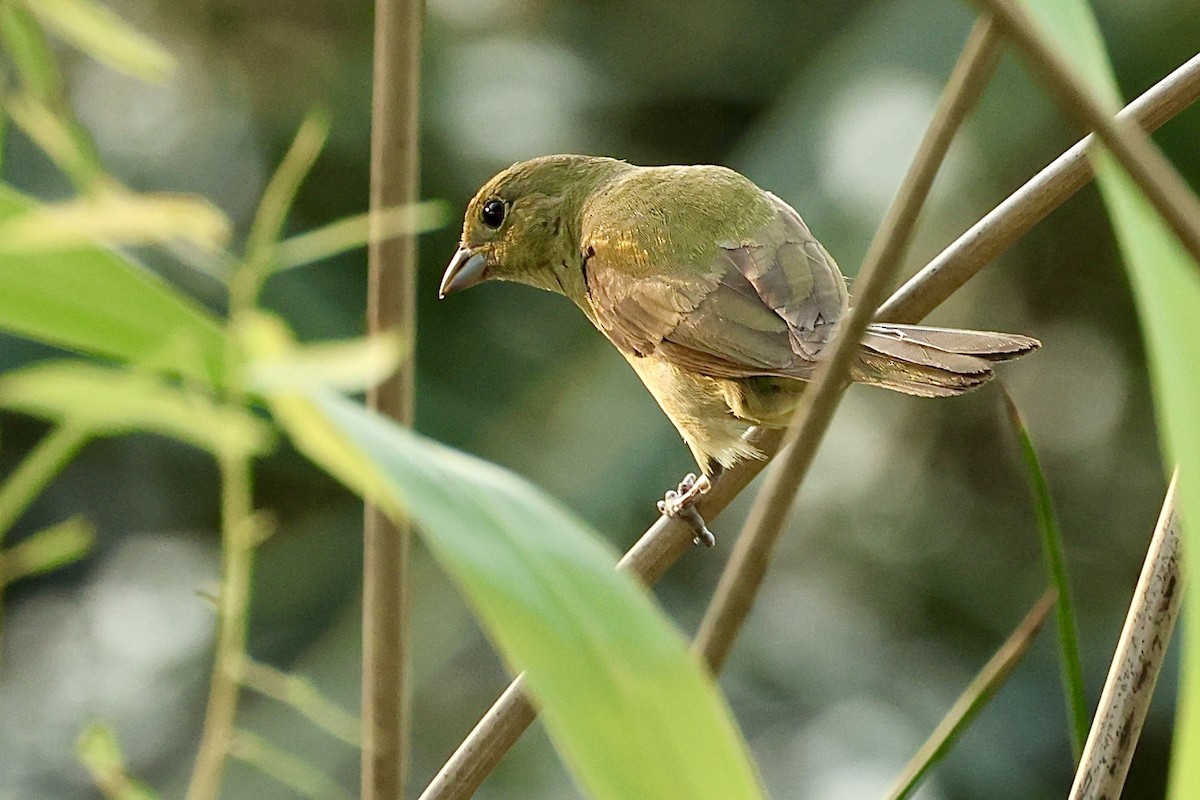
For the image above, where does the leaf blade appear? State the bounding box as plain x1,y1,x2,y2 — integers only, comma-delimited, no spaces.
0,185,228,385
275,388,765,800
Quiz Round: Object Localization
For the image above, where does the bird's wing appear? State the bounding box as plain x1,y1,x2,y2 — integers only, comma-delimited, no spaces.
583,192,848,380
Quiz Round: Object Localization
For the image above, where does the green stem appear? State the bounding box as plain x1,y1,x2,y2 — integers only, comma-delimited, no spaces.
0,423,90,644
0,423,90,539
185,450,254,800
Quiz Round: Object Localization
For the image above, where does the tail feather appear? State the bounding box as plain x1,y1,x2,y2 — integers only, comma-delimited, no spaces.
866,323,1040,361
851,323,1039,397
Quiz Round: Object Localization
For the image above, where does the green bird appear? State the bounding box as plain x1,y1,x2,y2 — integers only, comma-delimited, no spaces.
440,155,1038,542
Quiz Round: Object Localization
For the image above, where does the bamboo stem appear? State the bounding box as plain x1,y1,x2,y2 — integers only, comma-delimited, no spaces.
1069,472,1183,800
363,0,423,797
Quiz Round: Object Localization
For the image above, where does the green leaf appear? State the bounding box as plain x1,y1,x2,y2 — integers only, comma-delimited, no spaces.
0,361,273,460
1001,387,1088,758
273,200,450,272
0,189,231,254
1,4,65,102
0,514,94,584
242,312,405,395
22,0,173,83
273,389,765,800
0,184,227,385
77,722,160,800
1019,2,1200,795
6,94,105,191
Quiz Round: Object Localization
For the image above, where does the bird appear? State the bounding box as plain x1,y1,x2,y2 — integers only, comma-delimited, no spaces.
440,155,1039,544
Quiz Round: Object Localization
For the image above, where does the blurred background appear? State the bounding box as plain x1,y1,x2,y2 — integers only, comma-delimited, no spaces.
2,0,1198,797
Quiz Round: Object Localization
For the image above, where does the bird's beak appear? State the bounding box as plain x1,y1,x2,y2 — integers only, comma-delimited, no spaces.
439,248,488,298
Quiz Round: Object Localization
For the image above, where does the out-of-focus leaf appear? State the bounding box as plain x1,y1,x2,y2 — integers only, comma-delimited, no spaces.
77,723,160,800
274,200,450,272
23,0,173,83
269,387,765,800
240,659,362,747
243,313,404,394
1021,2,1200,795
6,94,105,191
0,515,94,584
0,4,64,101
0,189,232,254
0,361,272,460
0,185,227,385
243,111,329,269
229,730,351,800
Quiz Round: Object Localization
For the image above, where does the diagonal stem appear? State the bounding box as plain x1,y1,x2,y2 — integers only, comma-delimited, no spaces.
1069,472,1183,800
418,46,1200,800
885,589,1057,800
967,0,1200,272
879,52,1200,324
694,14,1002,672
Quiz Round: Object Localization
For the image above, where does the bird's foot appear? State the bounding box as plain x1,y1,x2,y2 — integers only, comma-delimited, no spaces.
657,473,716,547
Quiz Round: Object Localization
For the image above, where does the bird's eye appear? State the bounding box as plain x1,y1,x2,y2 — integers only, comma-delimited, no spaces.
480,198,506,229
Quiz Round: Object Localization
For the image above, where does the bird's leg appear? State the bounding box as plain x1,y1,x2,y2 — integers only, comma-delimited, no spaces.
657,462,724,547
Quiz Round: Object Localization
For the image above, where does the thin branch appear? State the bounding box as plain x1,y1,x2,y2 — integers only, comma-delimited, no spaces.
1070,472,1183,800
0,423,89,539
241,658,363,748
185,452,256,800
695,15,1002,673
967,0,1200,271
230,729,352,800
417,51,1200,800
362,0,422,797
879,52,1200,324
884,589,1057,800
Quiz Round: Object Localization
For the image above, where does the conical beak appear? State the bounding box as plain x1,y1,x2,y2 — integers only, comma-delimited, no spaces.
439,248,488,298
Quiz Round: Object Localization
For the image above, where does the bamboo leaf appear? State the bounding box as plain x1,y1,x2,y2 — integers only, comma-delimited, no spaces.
0,361,273,460
0,189,231,254
1001,387,1088,757
243,314,404,395
267,387,765,800
0,4,65,101
0,184,228,385
5,94,105,191
274,201,450,272
22,0,173,83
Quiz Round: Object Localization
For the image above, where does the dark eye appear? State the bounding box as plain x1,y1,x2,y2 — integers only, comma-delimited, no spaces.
480,198,506,229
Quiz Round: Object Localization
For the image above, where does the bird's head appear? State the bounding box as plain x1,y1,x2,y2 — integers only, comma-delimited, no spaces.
439,154,629,300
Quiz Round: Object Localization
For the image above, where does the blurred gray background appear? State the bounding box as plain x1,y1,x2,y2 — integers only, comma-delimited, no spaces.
1,0,1198,797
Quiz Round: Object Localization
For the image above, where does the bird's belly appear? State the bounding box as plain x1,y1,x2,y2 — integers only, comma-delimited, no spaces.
621,352,764,471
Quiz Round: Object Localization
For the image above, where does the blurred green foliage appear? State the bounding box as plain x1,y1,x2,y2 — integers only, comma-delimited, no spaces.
0,0,1197,798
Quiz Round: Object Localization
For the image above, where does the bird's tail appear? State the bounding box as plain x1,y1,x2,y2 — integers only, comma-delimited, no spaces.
849,323,1039,397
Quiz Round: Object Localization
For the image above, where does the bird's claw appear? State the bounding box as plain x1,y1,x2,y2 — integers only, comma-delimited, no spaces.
657,473,716,547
